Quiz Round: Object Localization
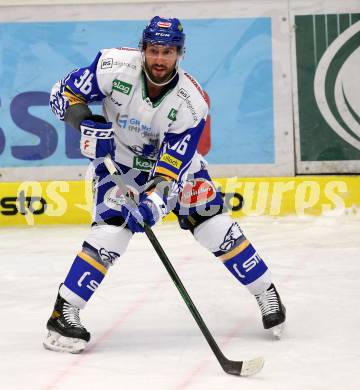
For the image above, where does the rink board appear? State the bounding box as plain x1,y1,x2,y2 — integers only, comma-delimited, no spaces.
0,1,294,180
0,176,359,226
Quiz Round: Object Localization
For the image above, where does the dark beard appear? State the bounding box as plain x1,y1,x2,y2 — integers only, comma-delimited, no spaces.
145,63,175,84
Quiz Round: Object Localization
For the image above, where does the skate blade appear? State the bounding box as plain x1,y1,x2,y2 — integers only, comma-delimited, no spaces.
43,330,87,354
270,322,285,339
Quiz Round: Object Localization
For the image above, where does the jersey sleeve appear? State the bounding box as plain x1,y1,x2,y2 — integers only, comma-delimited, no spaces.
49,51,106,121
153,100,208,183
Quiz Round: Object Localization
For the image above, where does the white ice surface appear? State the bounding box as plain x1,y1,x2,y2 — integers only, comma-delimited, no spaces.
1,215,360,390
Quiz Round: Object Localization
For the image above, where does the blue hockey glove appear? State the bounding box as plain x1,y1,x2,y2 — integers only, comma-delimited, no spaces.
122,191,168,233
80,117,115,162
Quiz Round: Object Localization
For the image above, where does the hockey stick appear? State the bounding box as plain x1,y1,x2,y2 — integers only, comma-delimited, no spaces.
103,156,264,376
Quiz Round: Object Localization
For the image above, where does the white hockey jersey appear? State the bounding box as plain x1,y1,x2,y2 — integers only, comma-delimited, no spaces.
50,47,209,184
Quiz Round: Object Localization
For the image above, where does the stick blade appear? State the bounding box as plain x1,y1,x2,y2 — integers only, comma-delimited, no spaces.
221,356,264,376
240,356,265,376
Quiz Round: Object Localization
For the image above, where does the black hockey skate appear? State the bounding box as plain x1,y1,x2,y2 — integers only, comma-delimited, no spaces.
43,291,90,353
255,283,286,338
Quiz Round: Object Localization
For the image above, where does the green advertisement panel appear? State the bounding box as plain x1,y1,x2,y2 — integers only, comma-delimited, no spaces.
295,14,360,173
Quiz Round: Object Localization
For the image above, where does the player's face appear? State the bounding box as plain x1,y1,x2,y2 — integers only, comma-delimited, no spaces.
144,44,178,84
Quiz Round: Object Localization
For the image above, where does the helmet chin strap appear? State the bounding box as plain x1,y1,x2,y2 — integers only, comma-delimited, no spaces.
141,52,181,87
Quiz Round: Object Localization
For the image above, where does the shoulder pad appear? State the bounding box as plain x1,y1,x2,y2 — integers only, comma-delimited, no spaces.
176,70,209,123
182,71,207,102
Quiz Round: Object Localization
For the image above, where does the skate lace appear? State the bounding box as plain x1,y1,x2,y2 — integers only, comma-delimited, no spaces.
63,302,83,328
256,287,280,317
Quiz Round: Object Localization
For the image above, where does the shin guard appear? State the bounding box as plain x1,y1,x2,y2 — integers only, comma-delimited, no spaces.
60,224,132,308
61,251,108,309
194,214,272,294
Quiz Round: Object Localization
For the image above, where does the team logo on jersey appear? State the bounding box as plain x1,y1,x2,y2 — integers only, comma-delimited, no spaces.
179,178,216,208
167,108,177,121
160,153,182,169
177,88,190,100
112,79,133,95
101,58,113,69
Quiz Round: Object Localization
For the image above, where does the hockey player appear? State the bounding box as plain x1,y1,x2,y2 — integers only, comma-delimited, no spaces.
44,16,286,353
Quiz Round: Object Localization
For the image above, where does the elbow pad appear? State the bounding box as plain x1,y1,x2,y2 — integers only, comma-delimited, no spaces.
64,103,93,130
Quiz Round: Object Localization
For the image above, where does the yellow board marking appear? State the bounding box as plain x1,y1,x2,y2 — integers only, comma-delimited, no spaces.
1,176,360,226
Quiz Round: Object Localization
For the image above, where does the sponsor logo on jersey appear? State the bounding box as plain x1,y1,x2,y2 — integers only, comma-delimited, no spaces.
133,156,156,172
101,58,113,69
176,87,198,122
110,96,122,107
179,178,216,208
160,153,182,169
157,21,172,28
185,99,198,122
118,115,155,138
177,88,190,100
114,61,137,70
117,47,139,52
104,60,136,71
167,108,177,121
112,79,133,95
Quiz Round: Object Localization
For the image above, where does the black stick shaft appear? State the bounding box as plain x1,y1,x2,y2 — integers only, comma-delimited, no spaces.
143,225,231,367
102,156,257,376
